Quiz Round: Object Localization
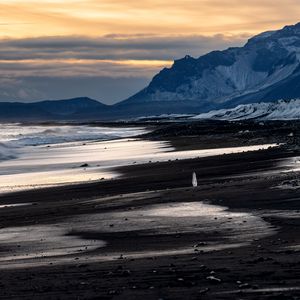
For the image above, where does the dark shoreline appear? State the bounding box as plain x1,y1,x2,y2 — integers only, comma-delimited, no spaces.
0,121,300,299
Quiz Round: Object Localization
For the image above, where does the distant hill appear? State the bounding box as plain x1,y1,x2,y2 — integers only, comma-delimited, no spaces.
0,98,108,121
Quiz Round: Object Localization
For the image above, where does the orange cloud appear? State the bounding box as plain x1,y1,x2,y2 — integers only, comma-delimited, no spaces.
0,0,299,103
0,0,300,39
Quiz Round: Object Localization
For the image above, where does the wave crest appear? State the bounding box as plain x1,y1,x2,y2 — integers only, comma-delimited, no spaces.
0,143,16,161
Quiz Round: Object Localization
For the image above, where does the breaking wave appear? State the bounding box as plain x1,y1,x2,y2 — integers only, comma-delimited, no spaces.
0,143,16,162
0,124,146,162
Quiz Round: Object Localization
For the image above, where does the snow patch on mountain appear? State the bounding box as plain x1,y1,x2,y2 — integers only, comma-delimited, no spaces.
123,22,300,114
192,99,300,121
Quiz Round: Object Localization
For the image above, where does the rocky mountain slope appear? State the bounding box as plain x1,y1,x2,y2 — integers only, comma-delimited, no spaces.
3,23,300,121
120,22,300,115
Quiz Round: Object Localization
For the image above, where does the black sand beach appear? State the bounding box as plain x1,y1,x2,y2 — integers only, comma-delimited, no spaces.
0,121,300,299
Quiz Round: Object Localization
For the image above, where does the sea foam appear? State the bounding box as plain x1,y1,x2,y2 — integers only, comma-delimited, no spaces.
0,123,146,162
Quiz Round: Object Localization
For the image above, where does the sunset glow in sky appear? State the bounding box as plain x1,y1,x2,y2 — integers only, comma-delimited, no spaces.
1,0,300,38
0,0,300,103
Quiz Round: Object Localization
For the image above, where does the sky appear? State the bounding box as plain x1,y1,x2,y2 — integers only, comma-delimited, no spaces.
0,0,300,104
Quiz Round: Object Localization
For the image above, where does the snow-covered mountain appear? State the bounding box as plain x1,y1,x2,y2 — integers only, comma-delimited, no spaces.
3,23,300,121
193,99,300,121
119,22,300,115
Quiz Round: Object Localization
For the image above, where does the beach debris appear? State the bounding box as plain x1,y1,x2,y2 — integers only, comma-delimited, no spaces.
199,288,210,295
277,179,300,190
108,290,117,295
194,242,208,247
121,270,131,277
192,172,198,187
199,265,208,271
206,276,222,284
239,283,251,289
79,163,89,168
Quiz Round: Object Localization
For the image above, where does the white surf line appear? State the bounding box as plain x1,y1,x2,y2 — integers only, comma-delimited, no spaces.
0,243,247,271
0,203,32,209
0,141,279,194
216,286,300,295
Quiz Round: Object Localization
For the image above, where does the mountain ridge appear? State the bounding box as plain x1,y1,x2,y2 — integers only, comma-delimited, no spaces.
120,22,300,115
2,22,300,120
0,97,108,121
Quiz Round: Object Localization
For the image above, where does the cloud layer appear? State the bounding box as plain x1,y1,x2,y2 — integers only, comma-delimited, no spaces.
1,0,300,38
0,33,247,102
0,0,299,103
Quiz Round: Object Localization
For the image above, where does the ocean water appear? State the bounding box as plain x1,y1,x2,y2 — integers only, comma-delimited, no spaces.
0,123,278,193
0,123,146,161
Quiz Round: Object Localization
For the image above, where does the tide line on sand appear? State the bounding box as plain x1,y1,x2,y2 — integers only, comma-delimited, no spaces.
0,140,278,194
